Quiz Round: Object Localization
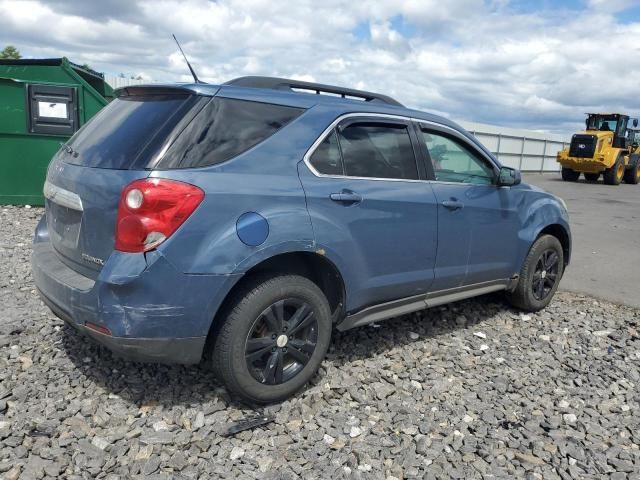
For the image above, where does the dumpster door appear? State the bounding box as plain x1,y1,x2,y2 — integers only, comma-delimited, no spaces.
27,84,79,136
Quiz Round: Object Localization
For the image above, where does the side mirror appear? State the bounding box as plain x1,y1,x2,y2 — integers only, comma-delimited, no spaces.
497,166,521,187
633,119,638,128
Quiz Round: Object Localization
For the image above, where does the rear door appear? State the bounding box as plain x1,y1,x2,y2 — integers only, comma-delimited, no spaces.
299,115,438,312
415,122,521,289
44,91,204,278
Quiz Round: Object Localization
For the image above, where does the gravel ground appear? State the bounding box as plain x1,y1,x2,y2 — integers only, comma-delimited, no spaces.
1,205,639,480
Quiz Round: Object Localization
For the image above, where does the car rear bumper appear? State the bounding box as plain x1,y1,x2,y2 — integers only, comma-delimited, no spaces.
32,216,241,365
37,287,206,364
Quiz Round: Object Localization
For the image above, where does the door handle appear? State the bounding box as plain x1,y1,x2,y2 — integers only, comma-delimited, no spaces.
441,200,464,210
330,192,362,204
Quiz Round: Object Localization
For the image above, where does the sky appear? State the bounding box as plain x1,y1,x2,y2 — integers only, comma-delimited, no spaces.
1,0,640,134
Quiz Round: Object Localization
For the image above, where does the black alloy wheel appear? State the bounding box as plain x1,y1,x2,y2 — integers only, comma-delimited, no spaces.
507,234,564,312
212,274,332,404
531,249,560,301
244,298,318,385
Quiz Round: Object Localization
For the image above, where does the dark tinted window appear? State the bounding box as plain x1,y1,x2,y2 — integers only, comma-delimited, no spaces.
65,95,193,169
160,97,304,168
337,123,418,180
309,130,343,175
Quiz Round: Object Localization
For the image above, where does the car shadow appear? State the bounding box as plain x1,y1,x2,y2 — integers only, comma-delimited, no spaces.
327,292,506,365
59,292,513,410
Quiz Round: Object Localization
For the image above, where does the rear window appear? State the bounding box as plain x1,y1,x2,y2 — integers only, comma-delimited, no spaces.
157,97,305,169
64,95,196,169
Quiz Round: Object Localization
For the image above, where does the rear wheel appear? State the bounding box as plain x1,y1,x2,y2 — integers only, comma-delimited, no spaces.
212,275,332,404
561,168,580,182
623,155,640,184
584,172,600,183
603,154,624,185
507,234,564,312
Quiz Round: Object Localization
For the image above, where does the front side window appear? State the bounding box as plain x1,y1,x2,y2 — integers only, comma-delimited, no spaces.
160,97,305,168
337,123,418,180
420,129,495,185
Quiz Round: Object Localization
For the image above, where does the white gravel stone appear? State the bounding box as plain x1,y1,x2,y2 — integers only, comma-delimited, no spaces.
91,436,111,450
592,330,611,337
153,421,169,432
229,446,245,460
323,434,335,445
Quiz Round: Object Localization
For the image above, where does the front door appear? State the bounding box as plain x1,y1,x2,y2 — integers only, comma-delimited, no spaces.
416,124,521,290
298,117,438,313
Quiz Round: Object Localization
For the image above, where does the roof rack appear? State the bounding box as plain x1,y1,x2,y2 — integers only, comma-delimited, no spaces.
224,76,404,107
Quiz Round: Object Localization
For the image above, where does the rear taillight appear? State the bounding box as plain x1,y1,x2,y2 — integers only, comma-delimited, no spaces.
115,178,204,253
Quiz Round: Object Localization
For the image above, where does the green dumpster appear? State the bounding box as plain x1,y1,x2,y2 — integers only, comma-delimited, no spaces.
0,57,114,205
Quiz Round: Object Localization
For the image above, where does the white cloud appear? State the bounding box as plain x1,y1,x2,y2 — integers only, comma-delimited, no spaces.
588,0,637,12
0,0,639,134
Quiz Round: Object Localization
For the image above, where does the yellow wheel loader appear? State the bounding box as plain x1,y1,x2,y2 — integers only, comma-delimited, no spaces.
557,113,640,185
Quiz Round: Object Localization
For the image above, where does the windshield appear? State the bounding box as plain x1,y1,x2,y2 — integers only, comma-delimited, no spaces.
63,95,198,169
587,116,619,132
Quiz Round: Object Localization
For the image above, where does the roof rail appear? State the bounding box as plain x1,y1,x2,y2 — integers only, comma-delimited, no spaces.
224,76,404,107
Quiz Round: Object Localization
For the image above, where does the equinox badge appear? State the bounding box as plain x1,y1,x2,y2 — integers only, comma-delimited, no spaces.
81,253,105,266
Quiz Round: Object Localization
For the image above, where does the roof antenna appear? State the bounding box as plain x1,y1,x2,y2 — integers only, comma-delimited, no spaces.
172,34,201,84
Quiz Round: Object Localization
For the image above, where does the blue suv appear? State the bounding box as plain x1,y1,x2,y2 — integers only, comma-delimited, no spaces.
32,77,571,403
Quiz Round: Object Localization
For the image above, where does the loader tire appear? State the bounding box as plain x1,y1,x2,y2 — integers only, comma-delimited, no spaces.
603,154,624,185
561,168,580,182
623,155,640,184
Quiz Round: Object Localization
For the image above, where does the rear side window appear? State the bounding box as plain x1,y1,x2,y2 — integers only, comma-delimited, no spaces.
159,98,305,168
309,130,344,175
65,95,193,169
337,123,418,180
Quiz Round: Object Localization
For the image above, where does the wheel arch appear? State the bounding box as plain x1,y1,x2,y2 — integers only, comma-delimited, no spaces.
204,250,347,357
537,223,571,266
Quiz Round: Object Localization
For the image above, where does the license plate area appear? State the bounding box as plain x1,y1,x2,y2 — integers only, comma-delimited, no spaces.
46,200,82,249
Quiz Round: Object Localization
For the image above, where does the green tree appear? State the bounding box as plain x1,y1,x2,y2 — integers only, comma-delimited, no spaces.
80,63,93,71
0,45,21,59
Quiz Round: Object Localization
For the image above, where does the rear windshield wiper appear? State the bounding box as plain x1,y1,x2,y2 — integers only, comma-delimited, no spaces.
59,142,80,158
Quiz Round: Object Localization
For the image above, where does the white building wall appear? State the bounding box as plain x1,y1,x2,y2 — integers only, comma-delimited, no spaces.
460,121,570,172
104,75,147,90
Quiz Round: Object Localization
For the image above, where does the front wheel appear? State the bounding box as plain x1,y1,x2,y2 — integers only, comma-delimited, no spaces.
507,235,564,312
561,168,580,182
603,154,624,185
212,275,332,404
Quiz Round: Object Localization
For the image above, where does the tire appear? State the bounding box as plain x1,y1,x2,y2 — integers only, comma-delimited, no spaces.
561,168,580,182
603,154,624,185
584,172,600,183
623,155,640,184
212,274,332,404
507,234,564,312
